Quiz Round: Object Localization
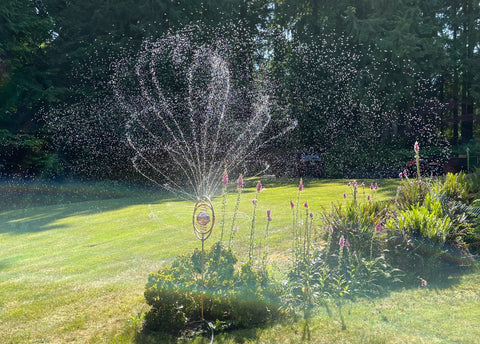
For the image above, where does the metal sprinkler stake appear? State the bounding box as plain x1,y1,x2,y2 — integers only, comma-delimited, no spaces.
192,196,215,320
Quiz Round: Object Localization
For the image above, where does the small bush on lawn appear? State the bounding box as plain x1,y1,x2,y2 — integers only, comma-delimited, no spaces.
321,199,391,261
144,242,283,336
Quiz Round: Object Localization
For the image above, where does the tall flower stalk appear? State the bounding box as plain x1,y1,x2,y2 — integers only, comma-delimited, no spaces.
248,181,262,262
220,170,228,242
228,175,244,248
261,209,272,270
291,179,303,268
414,141,421,179
467,147,470,172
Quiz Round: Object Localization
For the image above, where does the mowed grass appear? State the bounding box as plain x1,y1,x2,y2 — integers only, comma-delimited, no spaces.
1,178,479,343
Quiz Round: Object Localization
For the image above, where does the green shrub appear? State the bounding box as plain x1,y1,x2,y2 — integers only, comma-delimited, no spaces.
438,172,468,202
143,243,282,336
321,199,390,259
395,178,431,210
388,193,452,243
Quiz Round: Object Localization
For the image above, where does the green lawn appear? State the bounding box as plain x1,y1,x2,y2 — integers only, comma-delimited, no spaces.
1,178,479,343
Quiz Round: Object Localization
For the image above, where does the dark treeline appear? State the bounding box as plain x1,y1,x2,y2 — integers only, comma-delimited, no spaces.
1,0,480,180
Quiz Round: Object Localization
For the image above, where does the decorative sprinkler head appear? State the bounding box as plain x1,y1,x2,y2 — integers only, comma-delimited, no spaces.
193,196,215,242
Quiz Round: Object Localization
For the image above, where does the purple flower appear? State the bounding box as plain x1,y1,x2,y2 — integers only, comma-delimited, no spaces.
375,223,382,232
313,228,318,234
290,200,294,209
361,182,365,188
403,170,408,178
344,240,350,247
414,141,420,153
374,183,378,190
233,226,238,233
343,193,347,199
267,209,272,221
304,201,308,208
252,199,257,205
370,183,374,190
256,181,262,193
309,212,313,218
421,279,427,287
328,226,334,234
347,182,351,187
222,172,228,186
299,179,304,191
418,180,422,186
399,172,403,179
237,175,244,189
467,147,470,152
397,186,402,191
339,236,345,247
367,195,371,201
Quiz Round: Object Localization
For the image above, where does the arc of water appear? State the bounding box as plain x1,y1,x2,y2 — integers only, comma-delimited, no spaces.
132,46,204,194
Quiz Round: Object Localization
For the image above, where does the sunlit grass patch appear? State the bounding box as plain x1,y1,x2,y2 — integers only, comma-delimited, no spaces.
0,178,478,343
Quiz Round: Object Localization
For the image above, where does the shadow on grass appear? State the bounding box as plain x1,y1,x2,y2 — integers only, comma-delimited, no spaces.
0,179,184,234
135,326,260,344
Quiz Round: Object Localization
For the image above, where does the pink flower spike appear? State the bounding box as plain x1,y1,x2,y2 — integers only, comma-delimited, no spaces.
399,172,403,179
339,236,345,247
256,181,262,193
237,175,244,189
374,183,378,190
267,209,272,221
421,279,427,287
414,141,420,153
418,180,422,186
375,223,382,232
222,172,228,186
252,199,257,205
328,226,334,234
345,240,350,247
370,183,374,190
290,200,294,209
304,201,308,208
403,170,408,178
299,179,304,191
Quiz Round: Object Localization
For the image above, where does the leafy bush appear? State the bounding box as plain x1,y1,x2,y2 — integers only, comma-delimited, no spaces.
389,193,452,243
144,243,283,336
321,199,390,259
395,178,431,210
438,172,468,202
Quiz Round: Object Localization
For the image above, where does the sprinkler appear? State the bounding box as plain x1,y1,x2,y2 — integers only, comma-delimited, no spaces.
192,196,215,320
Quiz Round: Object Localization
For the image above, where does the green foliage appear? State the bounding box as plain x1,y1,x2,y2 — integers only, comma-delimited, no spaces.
389,193,452,244
144,243,282,336
395,178,431,210
321,199,390,259
437,172,469,202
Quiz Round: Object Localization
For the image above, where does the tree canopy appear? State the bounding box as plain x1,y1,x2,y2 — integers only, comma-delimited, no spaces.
2,0,480,179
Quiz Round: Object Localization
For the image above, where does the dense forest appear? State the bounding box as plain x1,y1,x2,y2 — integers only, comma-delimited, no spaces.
2,0,480,180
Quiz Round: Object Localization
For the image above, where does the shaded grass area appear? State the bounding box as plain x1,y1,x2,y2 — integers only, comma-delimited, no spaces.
1,178,479,343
